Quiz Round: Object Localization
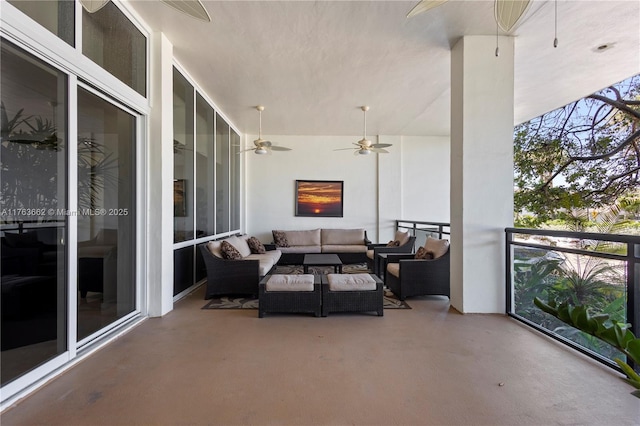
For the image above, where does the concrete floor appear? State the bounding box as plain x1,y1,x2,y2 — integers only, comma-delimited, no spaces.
2,285,639,425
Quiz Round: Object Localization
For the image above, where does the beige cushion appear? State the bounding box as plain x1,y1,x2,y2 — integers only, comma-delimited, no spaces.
279,245,321,254
386,263,400,278
322,244,367,253
321,228,365,245
284,229,321,246
424,237,449,259
206,240,223,258
327,273,377,291
228,235,252,258
393,230,410,246
366,249,374,260
265,274,315,291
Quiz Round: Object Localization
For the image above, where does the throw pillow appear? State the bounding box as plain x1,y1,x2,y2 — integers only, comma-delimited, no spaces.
220,241,243,260
272,230,289,247
386,240,400,247
414,246,431,259
247,236,266,254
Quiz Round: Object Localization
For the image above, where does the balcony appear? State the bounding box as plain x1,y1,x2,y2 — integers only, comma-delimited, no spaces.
2,270,639,424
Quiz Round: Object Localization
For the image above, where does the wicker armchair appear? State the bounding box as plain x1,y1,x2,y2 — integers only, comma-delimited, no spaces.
366,236,416,276
384,248,450,301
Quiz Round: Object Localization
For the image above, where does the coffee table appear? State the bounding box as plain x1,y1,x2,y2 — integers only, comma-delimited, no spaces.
303,253,343,274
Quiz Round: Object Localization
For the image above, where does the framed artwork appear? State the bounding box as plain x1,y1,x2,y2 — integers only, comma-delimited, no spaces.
295,180,344,217
174,179,187,217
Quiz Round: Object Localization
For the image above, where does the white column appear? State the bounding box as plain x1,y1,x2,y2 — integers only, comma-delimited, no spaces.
147,32,174,317
450,36,515,313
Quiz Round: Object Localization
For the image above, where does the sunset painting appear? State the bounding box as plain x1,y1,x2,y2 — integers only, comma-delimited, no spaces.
295,180,344,217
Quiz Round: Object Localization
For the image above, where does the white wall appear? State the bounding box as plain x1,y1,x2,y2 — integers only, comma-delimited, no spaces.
245,134,450,244
401,136,450,223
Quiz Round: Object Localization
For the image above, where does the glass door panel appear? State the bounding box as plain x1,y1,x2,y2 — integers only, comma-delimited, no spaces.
1,40,68,386
215,114,229,234
77,87,136,341
195,94,214,238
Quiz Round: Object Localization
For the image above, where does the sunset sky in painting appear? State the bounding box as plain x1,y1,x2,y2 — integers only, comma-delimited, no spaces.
296,181,343,216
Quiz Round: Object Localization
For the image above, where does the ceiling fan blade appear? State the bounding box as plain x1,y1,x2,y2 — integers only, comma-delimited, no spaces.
238,148,256,153
334,148,357,151
495,0,532,32
407,0,450,18
371,148,390,154
371,143,392,149
79,0,109,13
161,0,211,22
270,146,292,152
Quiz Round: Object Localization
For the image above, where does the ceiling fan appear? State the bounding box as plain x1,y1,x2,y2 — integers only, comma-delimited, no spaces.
407,0,532,33
80,0,211,22
335,106,392,156
239,106,292,155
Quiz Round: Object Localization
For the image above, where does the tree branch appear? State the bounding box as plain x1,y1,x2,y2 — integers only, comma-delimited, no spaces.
588,94,640,120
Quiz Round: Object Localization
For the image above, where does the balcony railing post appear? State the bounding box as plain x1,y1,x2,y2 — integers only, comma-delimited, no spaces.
505,229,513,315
629,243,638,371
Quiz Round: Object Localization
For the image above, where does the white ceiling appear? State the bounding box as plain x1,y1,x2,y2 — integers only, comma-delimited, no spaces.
126,0,640,137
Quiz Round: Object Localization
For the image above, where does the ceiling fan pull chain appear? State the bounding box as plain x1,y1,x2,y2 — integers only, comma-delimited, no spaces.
553,0,559,48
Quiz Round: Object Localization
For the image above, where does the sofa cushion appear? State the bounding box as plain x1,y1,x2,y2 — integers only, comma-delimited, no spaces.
327,273,377,291
321,228,365,245
386,263,400,278
228,235,252,258
366,249,374,260
246,252,279,276
322,244,367,253
279,245,321,254
247,236,266,254
284,229,321,246
206,240,223,258
265,274,315,292
272,230,289,247
424,237,449,259
220,241,243,260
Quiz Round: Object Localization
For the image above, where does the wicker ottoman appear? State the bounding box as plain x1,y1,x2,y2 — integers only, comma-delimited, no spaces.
321,273,384,317
258,274,322,318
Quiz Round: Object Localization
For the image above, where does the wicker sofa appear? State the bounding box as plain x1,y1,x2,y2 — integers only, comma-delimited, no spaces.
200,235,282,298
272,228,370,265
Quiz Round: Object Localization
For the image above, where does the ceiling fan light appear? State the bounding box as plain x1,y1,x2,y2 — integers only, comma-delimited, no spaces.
255,148,268,155
358,149,371,155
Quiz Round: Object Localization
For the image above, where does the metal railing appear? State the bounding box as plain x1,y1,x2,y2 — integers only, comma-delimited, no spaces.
396,220,450,248
505,227,639,371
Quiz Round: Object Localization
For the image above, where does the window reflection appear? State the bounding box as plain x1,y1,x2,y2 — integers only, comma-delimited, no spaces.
77,87,136,341
1,40,68,386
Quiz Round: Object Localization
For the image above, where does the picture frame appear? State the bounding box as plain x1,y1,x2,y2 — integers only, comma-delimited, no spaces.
295,180,344,217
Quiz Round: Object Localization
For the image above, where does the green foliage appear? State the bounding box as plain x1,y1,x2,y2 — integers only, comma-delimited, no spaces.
534,297,640,397
514,74,640,219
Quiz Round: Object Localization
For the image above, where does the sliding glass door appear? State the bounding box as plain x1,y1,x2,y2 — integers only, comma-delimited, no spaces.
76,87,137,342
1,41,68,386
